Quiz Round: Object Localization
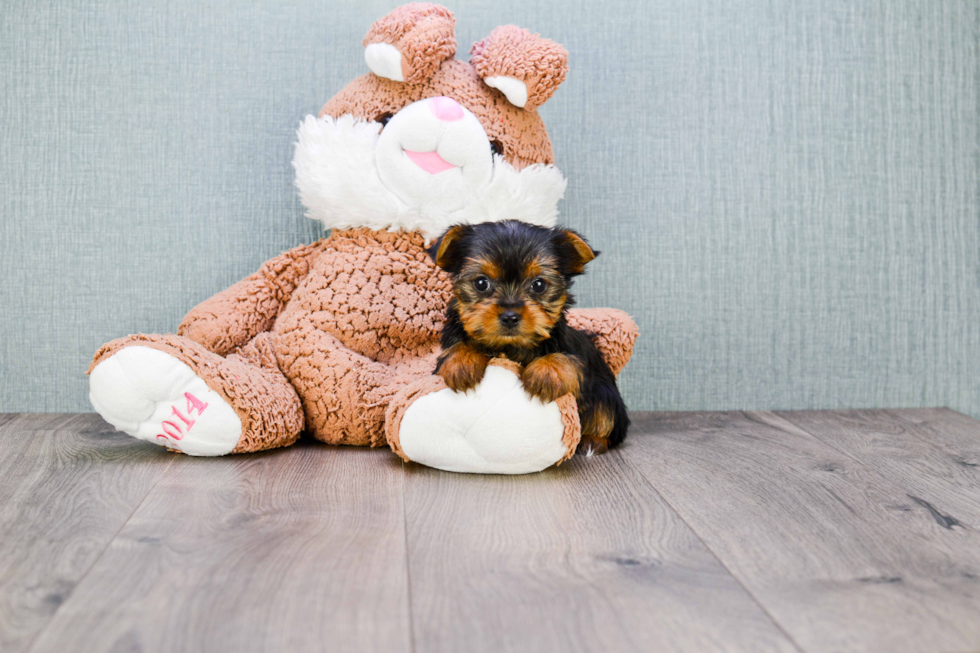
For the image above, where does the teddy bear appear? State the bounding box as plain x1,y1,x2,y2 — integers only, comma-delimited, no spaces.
87,3,638,474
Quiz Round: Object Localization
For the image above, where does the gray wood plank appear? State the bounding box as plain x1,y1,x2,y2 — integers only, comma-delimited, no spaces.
626,411,980,653
403,449,800,653
0,414,174,653
778,408,980,529
29,441,412,653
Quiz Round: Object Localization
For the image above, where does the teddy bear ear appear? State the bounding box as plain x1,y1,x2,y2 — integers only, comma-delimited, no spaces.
362,3,456,85
470,25,568,111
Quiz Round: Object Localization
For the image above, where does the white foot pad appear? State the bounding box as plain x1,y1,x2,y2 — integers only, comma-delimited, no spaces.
89,346,242,456
398,365,568,474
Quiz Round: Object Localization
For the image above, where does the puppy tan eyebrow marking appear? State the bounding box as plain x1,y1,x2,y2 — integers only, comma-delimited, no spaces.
523,257,543,279
476,258,502,280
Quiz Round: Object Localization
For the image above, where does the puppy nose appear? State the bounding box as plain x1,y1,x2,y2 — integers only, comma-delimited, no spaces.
429,96,464,122
499,311,521,328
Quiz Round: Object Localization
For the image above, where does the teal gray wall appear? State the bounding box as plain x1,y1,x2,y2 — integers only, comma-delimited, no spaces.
2,1,978,415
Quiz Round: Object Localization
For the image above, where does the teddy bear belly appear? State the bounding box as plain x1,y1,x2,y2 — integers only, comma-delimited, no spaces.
271,230,451,365
275,298,439,365
272,280,444,446
274,280,445,363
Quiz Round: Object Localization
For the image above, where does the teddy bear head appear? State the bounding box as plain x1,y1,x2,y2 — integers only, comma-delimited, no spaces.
293,3,570,241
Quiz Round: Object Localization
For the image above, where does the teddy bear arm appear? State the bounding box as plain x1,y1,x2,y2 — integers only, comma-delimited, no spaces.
565,308,638,377
178,240,329,356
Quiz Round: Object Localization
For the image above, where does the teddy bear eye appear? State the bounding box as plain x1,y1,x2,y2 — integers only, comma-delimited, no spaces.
473,277,491,293
531,278,548,294
490,140,504,157
377,113,394,128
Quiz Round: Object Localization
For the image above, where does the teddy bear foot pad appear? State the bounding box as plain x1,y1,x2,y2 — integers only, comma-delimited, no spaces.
89,346,242,456
398,365,572,474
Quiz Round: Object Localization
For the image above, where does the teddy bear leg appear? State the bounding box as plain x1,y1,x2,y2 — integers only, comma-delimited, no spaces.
274,326,437,447
88,333,303,456
385,359,581,474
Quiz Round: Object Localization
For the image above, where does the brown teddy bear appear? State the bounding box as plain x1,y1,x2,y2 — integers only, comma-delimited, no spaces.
88,3,637,474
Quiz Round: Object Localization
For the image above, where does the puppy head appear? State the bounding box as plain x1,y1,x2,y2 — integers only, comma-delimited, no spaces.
429,220,597,349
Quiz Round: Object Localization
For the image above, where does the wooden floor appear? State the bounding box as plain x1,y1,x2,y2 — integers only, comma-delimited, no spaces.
1,410,979,652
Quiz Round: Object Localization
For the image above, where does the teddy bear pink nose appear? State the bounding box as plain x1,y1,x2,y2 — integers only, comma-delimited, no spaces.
429,96,464,122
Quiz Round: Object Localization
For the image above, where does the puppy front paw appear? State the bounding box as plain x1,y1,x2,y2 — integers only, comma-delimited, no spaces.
521,353,582,403
436,343,490,393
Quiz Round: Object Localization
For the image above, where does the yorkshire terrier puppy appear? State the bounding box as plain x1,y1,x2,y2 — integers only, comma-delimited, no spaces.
429,220,629,455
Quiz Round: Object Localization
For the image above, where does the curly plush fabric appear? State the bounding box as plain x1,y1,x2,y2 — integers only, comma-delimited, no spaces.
470,26,569,111
363,3,456,85
555,394,582,463
566,308,639,377
272,229,449,446
178,241,329,356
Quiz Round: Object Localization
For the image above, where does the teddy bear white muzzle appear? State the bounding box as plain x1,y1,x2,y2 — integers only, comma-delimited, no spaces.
375,97,493,214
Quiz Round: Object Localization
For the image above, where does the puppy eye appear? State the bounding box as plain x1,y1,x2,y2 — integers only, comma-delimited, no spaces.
473,277,491,293
376,113,394,129
490,140,504,157
531,278,548,294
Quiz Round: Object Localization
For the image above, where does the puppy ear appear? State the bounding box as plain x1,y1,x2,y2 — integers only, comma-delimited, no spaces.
553,229,598,275
429,224,471,273
470,26,568,110
363,4,456,85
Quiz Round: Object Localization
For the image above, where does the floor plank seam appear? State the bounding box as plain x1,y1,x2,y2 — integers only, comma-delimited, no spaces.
771,410,943,497
401,461,417,653
753,409,928,494
619,446,808,653
772,410,976,532
770,411,881,471
22,451,178,653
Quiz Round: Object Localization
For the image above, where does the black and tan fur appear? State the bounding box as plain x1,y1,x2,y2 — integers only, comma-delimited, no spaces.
429,220,629,454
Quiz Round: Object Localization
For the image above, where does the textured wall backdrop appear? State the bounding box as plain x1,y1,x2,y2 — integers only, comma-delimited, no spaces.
1,0,978,415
